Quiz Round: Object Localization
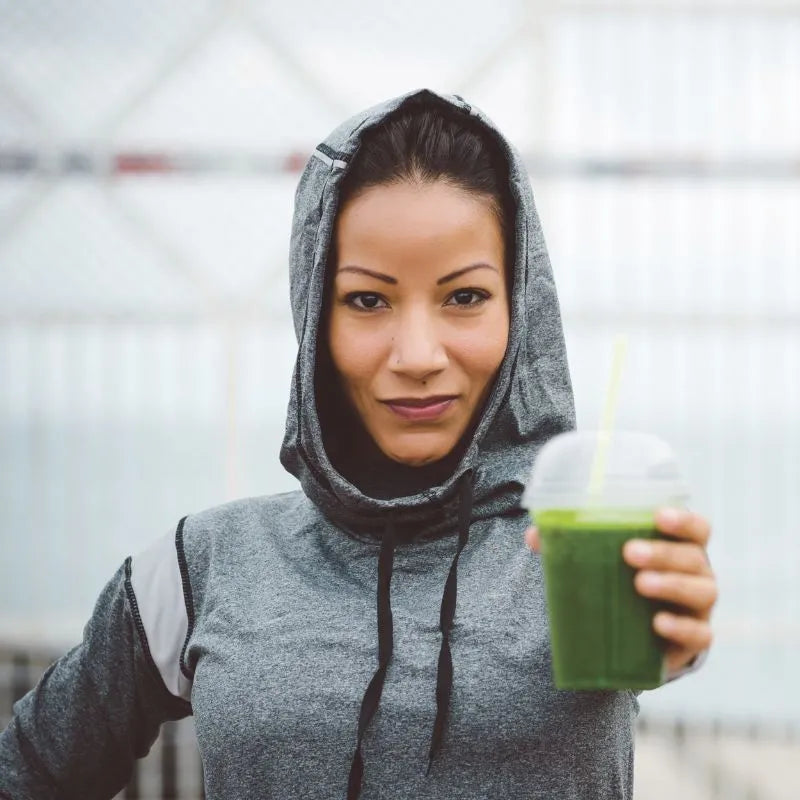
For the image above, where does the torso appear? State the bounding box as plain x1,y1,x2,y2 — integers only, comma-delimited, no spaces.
183,493,637,799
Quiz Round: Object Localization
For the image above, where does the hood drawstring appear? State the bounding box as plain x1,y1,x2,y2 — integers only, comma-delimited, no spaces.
426,470,474,774
347,521,396,800
347,470,474,798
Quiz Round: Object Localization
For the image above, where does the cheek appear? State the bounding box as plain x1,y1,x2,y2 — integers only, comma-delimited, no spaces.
328,317,387,391
451,314,509,382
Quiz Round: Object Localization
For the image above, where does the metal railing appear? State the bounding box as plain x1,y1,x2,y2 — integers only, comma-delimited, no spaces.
0,646,204,799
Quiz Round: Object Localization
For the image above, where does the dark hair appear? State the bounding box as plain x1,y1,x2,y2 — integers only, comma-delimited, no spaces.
336,99,516,282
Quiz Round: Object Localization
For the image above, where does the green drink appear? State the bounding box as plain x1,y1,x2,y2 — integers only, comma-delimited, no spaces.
523,430,689,691
536,508,667,690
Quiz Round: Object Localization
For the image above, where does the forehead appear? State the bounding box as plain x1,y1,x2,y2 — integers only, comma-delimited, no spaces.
334,180,504,276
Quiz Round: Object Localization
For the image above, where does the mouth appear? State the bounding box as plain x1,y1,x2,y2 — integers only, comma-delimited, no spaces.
380,395,458,421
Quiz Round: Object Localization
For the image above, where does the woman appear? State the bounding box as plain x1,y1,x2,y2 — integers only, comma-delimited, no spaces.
0,88,716,799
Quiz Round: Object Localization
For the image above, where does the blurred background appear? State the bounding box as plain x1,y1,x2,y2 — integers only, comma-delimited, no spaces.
0,0,798,797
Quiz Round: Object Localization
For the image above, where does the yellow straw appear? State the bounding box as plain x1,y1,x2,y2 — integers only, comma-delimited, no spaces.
588,334,629,499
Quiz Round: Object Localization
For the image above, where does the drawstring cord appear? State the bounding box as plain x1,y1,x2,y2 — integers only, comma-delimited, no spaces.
347,521,396,800
346,469,474,797
426,471,474,774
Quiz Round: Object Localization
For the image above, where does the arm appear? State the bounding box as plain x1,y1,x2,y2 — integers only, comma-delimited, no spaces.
0,526,192,799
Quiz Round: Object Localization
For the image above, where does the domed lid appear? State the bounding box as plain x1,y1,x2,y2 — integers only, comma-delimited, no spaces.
522,430,689,511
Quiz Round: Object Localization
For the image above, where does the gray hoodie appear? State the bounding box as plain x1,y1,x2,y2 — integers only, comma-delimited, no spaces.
1,88,681,800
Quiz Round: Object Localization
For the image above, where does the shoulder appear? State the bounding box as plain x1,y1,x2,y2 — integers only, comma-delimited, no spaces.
127,490,316,700
183,489,311,536
178,490,327,600
179,489,317,558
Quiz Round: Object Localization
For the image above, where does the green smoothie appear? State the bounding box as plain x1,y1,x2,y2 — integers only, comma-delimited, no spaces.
535,508,668,690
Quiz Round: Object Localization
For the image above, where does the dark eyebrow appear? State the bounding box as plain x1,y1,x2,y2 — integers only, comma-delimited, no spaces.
437,263,499,285
337,262,498,286
337,266,397,284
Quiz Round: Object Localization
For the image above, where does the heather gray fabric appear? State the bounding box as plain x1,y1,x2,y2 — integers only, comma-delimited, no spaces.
0,88,687,799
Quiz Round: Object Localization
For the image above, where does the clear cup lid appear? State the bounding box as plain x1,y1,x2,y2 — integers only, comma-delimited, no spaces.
522,429,689,511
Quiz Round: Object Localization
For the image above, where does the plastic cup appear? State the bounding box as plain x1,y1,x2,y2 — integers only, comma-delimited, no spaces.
522,430,689,690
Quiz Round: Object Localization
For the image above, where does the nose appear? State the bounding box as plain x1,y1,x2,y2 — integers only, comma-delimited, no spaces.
388,309,448,381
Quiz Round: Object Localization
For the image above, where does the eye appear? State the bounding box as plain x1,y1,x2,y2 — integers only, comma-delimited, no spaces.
343,292,389,311
445,288,491,307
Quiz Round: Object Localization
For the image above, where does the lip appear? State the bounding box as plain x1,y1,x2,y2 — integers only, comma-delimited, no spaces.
380,395,457,421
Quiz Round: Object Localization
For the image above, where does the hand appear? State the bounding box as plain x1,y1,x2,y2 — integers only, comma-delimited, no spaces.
525,508,717,677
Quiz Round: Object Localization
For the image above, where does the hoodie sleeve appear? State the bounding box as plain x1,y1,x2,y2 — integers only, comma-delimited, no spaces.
665,648,709,682
0,526,193,800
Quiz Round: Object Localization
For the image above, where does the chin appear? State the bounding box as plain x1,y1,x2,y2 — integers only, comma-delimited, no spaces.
394,453,443,467
379,434,456,467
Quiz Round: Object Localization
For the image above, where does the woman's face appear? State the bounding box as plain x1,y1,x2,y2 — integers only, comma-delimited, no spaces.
328,179,510,467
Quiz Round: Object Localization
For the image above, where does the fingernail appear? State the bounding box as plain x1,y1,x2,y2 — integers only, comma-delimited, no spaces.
625,540,652,563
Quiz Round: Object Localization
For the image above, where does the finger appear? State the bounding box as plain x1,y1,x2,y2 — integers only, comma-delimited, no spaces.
655,508,712,548
623,539,712,576
653,612,713,653
634,571,718,615
525,526,540,553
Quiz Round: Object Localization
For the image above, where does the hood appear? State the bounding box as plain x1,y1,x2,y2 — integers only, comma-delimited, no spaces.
280,87,575,533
